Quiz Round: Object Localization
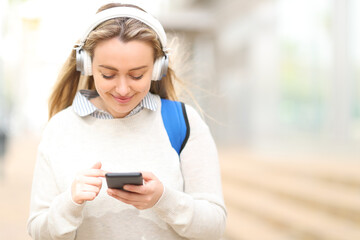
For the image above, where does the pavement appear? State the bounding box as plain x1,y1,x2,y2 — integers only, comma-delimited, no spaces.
0,135,38,240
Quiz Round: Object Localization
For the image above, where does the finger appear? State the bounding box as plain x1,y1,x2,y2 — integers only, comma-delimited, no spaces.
123,184,146,194
133,204,147,210
78,191,97,201
82,169,107,177
107,188,144,202
107,188,131,198
107,189,144,204
91,162,102,169
141,171,156,181
81,184,101,193
81,176,103,187
107,189,127,201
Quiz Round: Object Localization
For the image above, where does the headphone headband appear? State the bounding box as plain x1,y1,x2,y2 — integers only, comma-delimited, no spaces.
77,7,167,51
75,6,168,79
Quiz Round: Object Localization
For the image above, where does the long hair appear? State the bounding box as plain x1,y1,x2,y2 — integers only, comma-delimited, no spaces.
48,3,180,119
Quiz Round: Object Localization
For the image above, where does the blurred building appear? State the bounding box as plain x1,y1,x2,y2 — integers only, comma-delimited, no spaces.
157,0,360,158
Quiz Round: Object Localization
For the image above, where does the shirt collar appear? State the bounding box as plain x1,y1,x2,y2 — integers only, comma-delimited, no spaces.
72,90,98,117
72,90,158,118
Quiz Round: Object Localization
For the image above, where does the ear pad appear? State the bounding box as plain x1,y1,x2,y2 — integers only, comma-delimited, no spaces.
151,57,162,81
75,47,93,76
82,50,93,76
152,54,168,81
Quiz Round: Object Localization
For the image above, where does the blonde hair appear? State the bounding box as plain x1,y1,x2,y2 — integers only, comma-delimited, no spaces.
48,3,181,119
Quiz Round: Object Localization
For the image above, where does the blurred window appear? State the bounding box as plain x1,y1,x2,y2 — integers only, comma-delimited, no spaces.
277,0,332,134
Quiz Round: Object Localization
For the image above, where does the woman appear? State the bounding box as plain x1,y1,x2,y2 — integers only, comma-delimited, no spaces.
27,3,226,240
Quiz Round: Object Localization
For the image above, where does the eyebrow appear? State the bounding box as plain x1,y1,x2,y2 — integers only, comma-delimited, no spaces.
98,65,148,71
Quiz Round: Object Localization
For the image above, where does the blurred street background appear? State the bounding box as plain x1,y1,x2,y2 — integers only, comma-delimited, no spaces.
0,0,359,239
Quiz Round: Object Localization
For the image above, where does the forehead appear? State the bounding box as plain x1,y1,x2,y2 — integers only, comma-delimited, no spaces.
93,38,154,68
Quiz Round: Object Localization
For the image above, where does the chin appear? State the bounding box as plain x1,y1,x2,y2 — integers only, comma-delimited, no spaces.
114,104,137,117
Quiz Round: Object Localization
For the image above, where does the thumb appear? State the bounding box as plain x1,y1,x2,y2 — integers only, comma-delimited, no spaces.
141,171,157,181
91,162,102,169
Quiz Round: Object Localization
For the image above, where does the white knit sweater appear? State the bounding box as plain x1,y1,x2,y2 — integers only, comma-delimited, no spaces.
27,95,226,240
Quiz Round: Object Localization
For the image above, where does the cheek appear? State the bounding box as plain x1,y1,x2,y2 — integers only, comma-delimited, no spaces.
134,78,152,93
94,77,113,92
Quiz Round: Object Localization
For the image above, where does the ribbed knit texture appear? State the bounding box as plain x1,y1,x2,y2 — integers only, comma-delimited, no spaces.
27,95,226,240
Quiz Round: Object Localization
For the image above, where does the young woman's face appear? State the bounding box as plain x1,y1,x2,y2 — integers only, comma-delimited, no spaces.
92,38,154,118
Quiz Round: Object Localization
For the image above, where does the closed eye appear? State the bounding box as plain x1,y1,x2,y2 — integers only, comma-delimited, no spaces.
101,74,115,80
130,75,143,80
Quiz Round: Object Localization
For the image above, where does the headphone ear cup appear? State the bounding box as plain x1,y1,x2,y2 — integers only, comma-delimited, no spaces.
151,55,168,81
152,58,161,81
76,48,93,76
82,50,93,76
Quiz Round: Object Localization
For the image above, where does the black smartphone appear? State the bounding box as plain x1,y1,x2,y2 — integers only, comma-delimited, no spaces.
105,172,143,190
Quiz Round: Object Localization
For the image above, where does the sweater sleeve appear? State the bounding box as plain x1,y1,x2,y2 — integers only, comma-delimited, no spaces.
27,124,86,240
153,105,227,239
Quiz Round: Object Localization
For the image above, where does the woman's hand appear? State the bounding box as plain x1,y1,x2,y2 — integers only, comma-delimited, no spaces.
107,172,164,210
71,162,106,205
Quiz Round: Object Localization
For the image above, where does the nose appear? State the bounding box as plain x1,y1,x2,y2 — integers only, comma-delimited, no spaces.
115,78,131,96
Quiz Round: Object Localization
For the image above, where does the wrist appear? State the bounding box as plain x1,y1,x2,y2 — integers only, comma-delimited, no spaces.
153,183,166,208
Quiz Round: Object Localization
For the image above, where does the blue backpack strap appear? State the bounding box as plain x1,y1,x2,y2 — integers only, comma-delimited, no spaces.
161,98,190,156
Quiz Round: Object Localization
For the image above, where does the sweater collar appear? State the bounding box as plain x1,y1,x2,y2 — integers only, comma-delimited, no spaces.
72,90,157,118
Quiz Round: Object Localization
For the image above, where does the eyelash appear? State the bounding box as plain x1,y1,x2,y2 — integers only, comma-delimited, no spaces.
131,75,143,80
100,74,143,80
101,74,114,80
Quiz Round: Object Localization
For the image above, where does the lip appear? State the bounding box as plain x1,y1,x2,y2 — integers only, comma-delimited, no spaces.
112,95,133,104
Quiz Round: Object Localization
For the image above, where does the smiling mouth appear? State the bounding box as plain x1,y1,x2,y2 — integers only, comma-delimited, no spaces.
112,95,133,104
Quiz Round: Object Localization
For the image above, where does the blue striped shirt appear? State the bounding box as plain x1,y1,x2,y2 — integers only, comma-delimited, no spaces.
72,90,158,119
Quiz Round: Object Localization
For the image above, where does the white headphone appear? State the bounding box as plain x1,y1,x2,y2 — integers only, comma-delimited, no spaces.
74,6,169,81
